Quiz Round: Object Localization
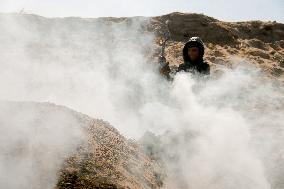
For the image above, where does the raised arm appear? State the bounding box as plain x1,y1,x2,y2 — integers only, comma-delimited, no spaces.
158,56,171,79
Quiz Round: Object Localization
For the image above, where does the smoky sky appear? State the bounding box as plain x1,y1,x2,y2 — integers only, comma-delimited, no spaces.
0,0,283,23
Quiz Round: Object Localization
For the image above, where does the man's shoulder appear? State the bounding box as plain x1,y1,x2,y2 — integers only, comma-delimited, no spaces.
200,60,210,74
202,60,209,66
200,60,210,69
177,63,190,72
178,63,186,69
179,60,209,68
177,60,210,73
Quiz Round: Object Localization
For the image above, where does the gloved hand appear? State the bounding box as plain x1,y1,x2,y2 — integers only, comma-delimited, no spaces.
159,57,171,77
158,56,167,65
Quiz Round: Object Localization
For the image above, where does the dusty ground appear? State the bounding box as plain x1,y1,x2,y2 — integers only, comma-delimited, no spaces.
56,119,164,189
149,12,284,81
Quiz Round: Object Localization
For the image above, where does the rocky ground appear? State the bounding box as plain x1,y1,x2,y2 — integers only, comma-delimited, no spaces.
56,119,164,189
149,12,284,81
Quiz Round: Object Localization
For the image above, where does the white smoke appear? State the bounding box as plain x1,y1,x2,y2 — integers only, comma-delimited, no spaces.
0,13,283,189
0,101,86,189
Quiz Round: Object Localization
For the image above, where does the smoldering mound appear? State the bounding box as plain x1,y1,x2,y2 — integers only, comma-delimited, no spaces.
0,12,283,189
0,101,164,189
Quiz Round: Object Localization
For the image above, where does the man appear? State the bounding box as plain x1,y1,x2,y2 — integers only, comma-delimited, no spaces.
160,37,210,79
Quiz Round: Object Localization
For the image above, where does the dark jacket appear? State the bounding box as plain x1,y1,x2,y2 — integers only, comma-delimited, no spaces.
177,60,210,75
160,37,210,78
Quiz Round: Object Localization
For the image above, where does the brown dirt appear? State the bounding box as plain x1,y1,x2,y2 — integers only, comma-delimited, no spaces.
149,12,284,81
0,100,164,189
56,119,164,189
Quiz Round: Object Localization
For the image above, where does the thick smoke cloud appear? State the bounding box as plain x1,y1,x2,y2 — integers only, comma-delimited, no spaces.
0,14,283,188
0,101,86,189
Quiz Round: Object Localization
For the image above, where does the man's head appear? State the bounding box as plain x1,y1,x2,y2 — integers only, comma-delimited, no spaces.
183,37,205,62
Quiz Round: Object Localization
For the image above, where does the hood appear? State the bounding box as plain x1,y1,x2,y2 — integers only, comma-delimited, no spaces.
182,37,205,62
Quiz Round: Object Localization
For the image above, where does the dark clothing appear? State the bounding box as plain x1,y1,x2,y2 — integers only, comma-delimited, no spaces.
177,60,210,75
179,37,210,75
159,37,210,79
159,36,210,79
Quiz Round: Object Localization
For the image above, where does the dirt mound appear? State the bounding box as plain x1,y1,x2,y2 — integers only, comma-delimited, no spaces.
0,101,163,189
56,119,164,189
150,12,284,80
151,12,284,44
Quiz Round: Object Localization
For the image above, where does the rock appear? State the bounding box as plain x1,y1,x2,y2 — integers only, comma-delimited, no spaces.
272,67,284,77
247,48,270,59
280,60,284,68
247,39,267,50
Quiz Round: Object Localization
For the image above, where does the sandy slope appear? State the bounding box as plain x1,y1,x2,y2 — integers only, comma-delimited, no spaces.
0,101,163,189
56,119,163,189
150,12,284,81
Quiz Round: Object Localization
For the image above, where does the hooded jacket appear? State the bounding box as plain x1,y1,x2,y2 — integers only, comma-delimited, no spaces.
177,37,210,75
